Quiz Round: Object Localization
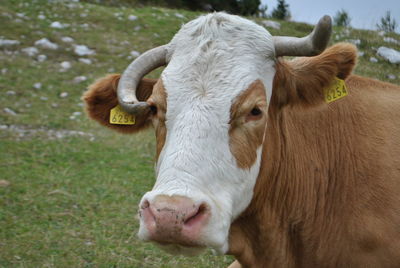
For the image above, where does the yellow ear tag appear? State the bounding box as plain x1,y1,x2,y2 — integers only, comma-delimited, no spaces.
109,105,135,125
325,77,348,103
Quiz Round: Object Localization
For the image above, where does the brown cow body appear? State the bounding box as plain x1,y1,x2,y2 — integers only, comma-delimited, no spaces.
229,74,400,267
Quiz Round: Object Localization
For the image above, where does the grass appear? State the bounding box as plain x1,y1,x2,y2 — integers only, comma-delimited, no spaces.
0,0,399,267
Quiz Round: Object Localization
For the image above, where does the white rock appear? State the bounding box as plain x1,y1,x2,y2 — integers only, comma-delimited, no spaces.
50,21,68,29
51,103,59,108
16,12,27,19
73,76,87,83
128,15,138,21
347,39,361,46
358,51,365,57
134,25,141,31
369,57,378,63
174,13,185,19
4,108,17,116
60,61,71,69
261,20,281,30
383,37,400,45
72,111,82,116
130,50,141,58
0,38,20,47
61,36,74,43
33,82,42,89
1,68,7,74
34,38,58,50
387,74,396,80
38,14,46,20
21,47,39,56
6,91,16,96
342,28,351,36
60,92,68,98
107,67,115,73
377,46,400,64
378,31,385,36
40,96,48,101
37,54,47,62
78,58,92,64
74,45,95,56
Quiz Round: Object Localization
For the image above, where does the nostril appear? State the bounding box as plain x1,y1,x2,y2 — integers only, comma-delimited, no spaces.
184,203,208,227
141,200,150,210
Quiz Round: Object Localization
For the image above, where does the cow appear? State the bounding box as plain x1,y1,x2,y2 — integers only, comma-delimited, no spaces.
83,12,400,267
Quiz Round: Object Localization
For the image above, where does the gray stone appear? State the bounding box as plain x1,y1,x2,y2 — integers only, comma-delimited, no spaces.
261,20,281,30
33,82,42,89
377,46,400,64
4,107,17,115
22,47,39,56
35,38,58,50
369,57,378,63
74,45,95,56
0,38,20,47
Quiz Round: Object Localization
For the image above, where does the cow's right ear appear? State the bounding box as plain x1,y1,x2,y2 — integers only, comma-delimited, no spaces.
83,74,157,133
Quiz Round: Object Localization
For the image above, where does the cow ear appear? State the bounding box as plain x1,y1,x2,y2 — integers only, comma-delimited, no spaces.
83,74,157,133
272,43,357,108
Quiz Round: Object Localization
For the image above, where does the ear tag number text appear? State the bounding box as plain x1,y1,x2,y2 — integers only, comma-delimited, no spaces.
325,78,348,103
109,105,135,125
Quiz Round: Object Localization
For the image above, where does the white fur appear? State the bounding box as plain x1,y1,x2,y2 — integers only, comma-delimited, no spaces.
138,13,276,254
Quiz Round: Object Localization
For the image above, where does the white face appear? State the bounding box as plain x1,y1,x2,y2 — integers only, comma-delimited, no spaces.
138,13,276,254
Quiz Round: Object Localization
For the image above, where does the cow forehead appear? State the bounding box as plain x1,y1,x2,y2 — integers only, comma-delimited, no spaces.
162,13,276,116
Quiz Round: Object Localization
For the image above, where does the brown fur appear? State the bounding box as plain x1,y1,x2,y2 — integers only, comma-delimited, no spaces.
273,43,357,108
228,44,400,267
83,74,157,133
229,80,268,169
147,80,168,160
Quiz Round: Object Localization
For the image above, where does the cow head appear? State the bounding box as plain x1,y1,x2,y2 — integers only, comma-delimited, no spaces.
84,13,334,254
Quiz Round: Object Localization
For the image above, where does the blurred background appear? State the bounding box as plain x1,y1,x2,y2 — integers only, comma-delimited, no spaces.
0,0,399,267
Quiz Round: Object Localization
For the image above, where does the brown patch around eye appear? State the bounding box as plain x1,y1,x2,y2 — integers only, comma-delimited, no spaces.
229,80,267,169
148,80,168,161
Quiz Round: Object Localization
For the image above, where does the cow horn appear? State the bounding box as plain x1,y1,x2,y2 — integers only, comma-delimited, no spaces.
117,45,168,114
273,15,332,57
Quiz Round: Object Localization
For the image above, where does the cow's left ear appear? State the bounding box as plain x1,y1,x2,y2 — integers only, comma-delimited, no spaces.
272,43,357,108
83,74,157,133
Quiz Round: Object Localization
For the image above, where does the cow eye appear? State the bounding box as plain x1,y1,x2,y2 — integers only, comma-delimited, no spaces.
246,107,263,122
150,105,157,115
250,107,262,116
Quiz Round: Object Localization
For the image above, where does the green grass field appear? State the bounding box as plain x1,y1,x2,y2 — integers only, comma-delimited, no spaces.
1,0,399,267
